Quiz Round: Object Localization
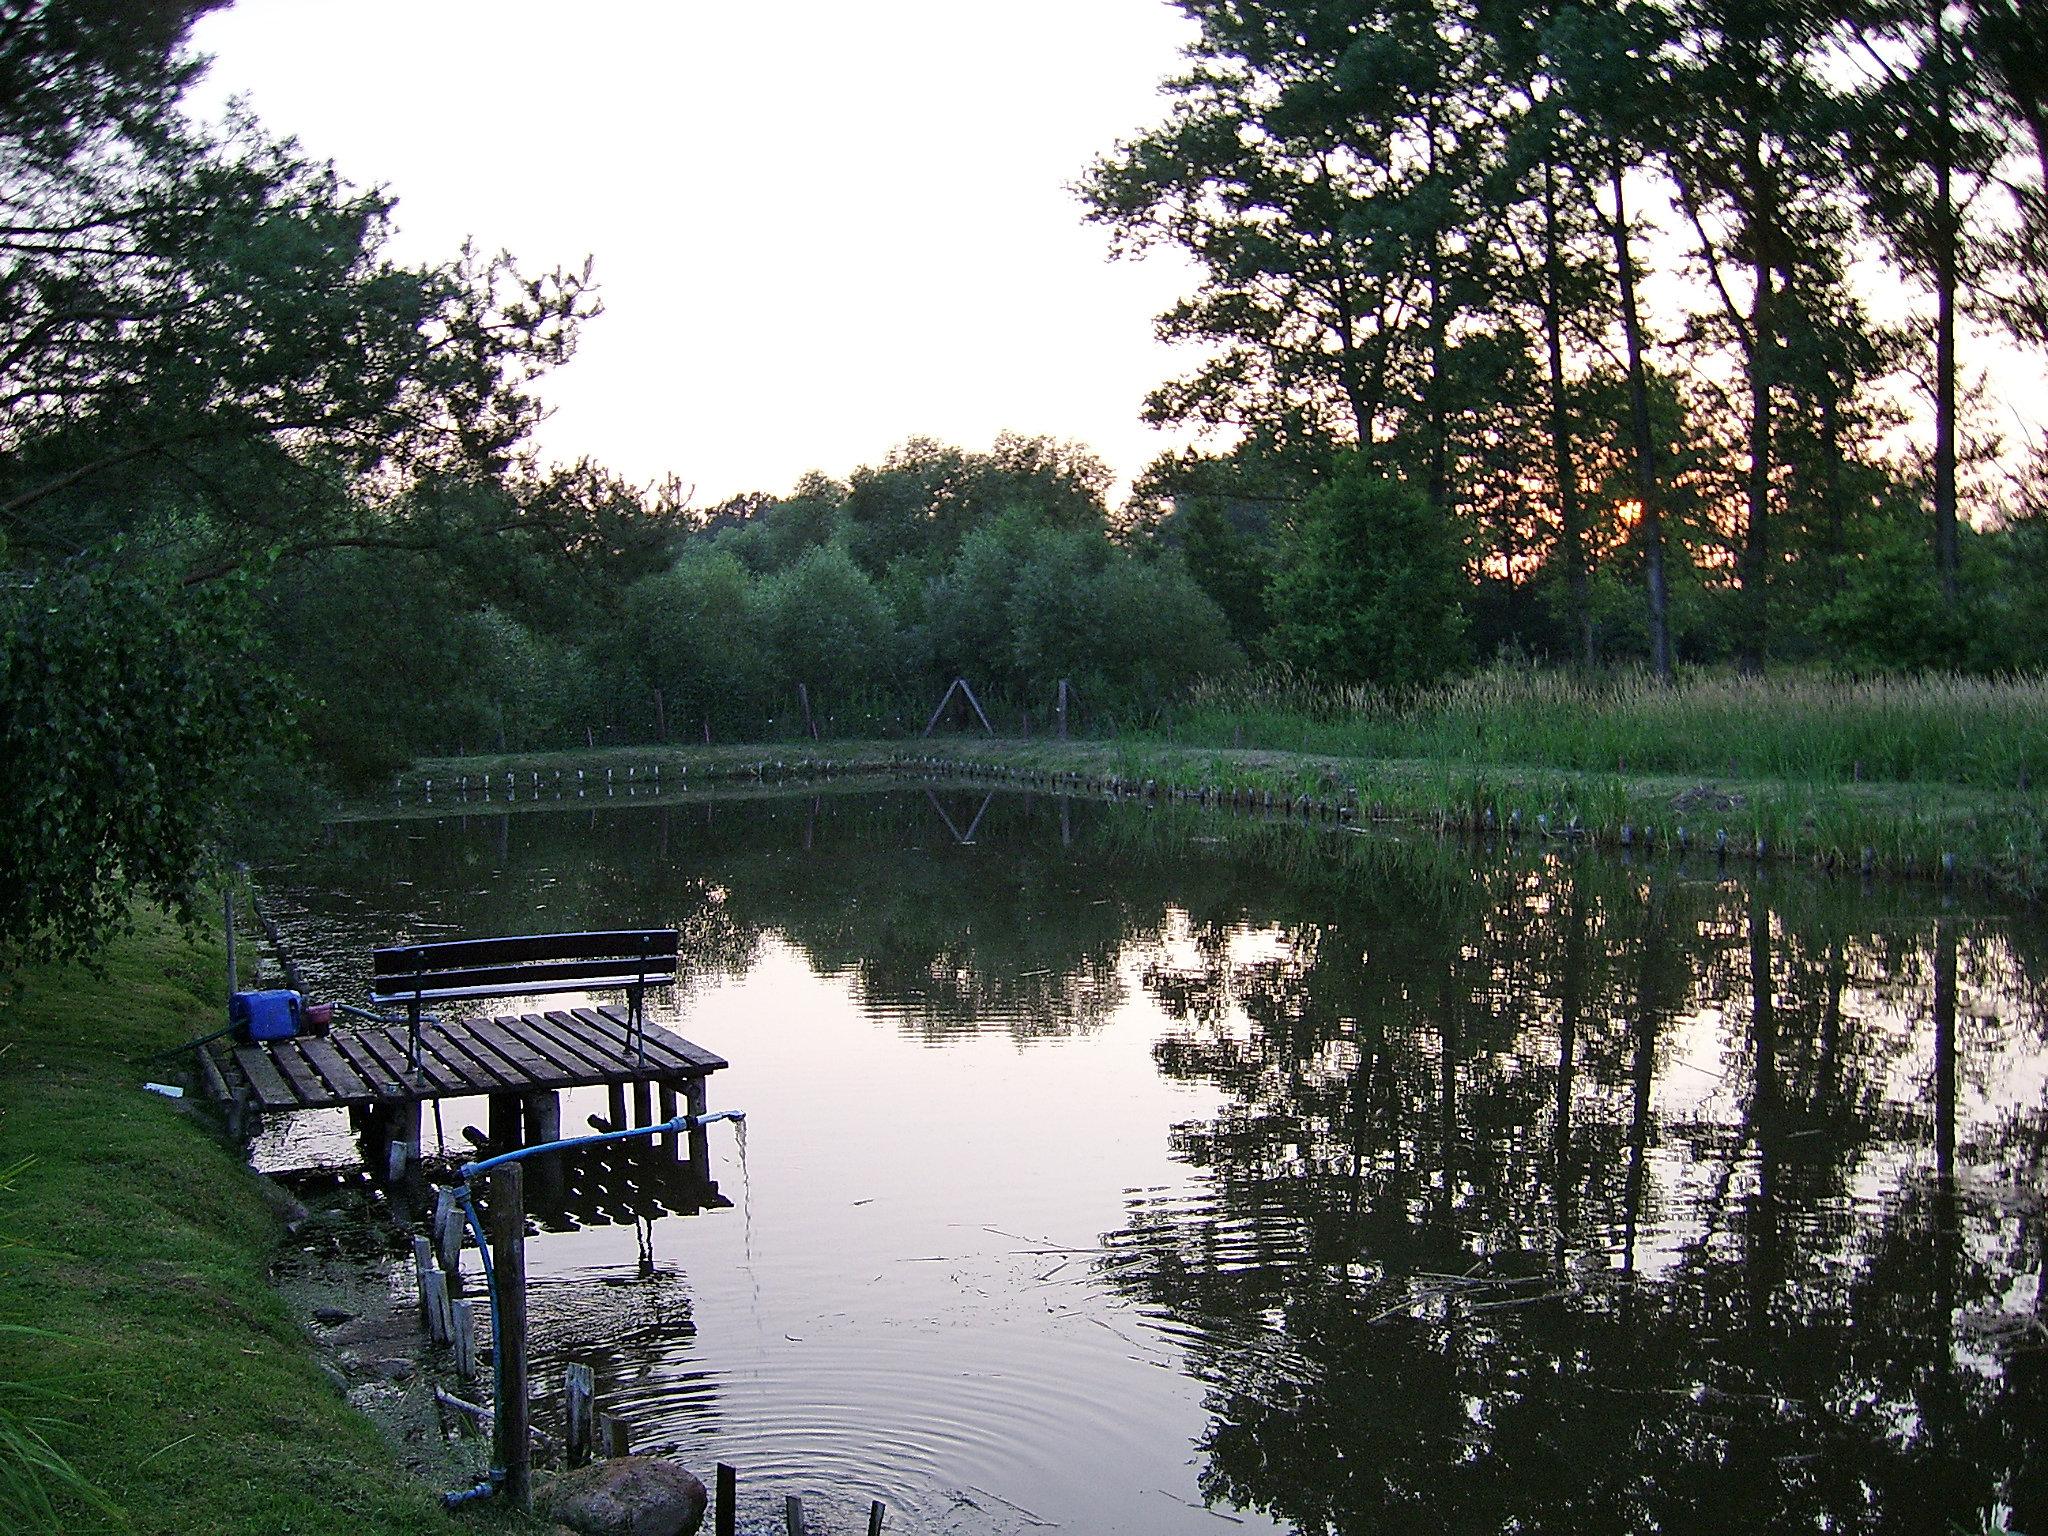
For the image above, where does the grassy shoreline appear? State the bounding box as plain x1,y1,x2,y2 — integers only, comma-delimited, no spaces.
0,906,538,1534
378,731,2044,900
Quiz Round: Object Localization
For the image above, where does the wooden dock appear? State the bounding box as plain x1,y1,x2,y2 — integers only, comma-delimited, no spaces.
199,1003,727,1176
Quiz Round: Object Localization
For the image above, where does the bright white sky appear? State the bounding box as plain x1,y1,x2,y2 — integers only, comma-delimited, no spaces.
190,1,1205,505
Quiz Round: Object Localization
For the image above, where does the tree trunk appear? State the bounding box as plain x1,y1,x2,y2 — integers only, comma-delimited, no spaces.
1609,157,1672,680
1740,146,1777,677
1543,161,1595,670
1932,0,1960,605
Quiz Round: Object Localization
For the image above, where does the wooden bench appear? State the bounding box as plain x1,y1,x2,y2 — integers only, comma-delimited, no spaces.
371,928,680,1069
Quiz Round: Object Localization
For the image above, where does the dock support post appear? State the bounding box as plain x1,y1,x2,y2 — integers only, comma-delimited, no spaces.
658,1082,679,1152
523,1090,561,1146
488,1092,522,1151
632,1079,653,1128
489,1163,531,1511
607,1082,627,1133
396,1100,422,1179
716,1463,736,1536
685,1077,710,1170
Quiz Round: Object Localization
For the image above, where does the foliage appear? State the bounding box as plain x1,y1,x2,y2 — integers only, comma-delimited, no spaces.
0,1,597,955
1265,459,1469,688
0,558,290,962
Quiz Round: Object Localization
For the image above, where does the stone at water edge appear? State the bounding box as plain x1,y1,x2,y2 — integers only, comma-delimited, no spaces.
537,1456,708,1536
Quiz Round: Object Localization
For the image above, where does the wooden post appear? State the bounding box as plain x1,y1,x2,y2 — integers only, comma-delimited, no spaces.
565,1363,594,1468
786,1495,806,1536
433,1187,463,1278
596,1412,630,1459
633,1079,653,1128
424,1268,453,1348
524,1090,561,1146
685,1076,710,1170
868,1499,887,1535
452,1298,477,1384
490,1163,530,1511
608,1082,628,1133
717,1464,737,1536
659,1082,679,1153
489,1092,522,1150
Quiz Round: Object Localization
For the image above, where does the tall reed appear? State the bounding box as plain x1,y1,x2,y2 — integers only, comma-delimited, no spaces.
1156,665,2048,789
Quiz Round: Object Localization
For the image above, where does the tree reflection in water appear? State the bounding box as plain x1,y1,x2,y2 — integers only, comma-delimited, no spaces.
1121,824,2047,1535
279,789,2047,1533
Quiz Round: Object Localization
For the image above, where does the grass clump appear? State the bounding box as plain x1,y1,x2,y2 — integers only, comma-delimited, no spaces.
0,905,538,1535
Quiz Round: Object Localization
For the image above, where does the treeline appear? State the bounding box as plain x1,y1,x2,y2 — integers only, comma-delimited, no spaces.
272,433,1241,779
1084,0,2048,678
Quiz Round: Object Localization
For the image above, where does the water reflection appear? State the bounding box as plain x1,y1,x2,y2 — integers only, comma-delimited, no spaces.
267,789,2047,1534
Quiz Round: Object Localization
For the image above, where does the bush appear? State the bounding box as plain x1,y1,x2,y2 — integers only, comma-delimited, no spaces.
1265,459,1469,688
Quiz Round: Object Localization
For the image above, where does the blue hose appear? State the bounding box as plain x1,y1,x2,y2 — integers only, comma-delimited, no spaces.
438,1108,745,1505
460,1109,744,1181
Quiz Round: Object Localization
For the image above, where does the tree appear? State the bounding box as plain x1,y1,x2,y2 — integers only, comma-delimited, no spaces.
1265,456,1468,687
0,0,595,957
1660,0,1851,672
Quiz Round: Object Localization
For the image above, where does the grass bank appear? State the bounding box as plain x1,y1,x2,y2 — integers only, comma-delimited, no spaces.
0,905,537,1534
384,693,2044,899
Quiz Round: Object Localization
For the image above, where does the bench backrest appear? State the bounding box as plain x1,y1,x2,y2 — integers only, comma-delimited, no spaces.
371,929,679,1008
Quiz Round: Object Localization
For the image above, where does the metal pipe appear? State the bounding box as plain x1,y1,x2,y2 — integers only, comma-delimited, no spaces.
460,1110,744,1181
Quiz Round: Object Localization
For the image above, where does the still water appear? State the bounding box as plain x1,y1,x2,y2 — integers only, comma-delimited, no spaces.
260,785,2047,1534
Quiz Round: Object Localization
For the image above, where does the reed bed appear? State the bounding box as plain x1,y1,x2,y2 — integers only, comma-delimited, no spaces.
1155,666,2048,790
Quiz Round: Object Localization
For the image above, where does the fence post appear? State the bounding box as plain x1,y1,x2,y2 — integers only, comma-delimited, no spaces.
490,1163,530,1510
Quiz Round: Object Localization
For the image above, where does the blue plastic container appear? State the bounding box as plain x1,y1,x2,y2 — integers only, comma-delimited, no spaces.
230,989,302,1042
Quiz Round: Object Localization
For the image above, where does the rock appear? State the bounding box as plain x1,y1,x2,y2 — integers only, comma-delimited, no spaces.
368,1357,416,1382
537,1456,707,1536
313,1306,353,1326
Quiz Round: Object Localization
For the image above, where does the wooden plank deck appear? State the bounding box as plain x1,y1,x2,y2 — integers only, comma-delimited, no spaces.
210,1004,726,1113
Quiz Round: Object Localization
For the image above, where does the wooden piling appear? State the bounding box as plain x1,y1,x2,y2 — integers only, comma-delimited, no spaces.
565,1363,594,1468
488,1092,522,1150
717,1464,737,1536
433,1187,463,1278
685,1076,710,1169
868,1499,887,1534
597,1412,630,1459
453,1298,477,1384
490,1163,531,1511
786,1494,806,1535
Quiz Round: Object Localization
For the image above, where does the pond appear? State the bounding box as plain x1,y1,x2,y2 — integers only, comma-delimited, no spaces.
257,783,2048,1535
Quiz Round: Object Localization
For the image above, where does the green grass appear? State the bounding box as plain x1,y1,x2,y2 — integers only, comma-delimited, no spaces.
364,666,2047,899
1155,665,2048,790
0,905,540,1535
